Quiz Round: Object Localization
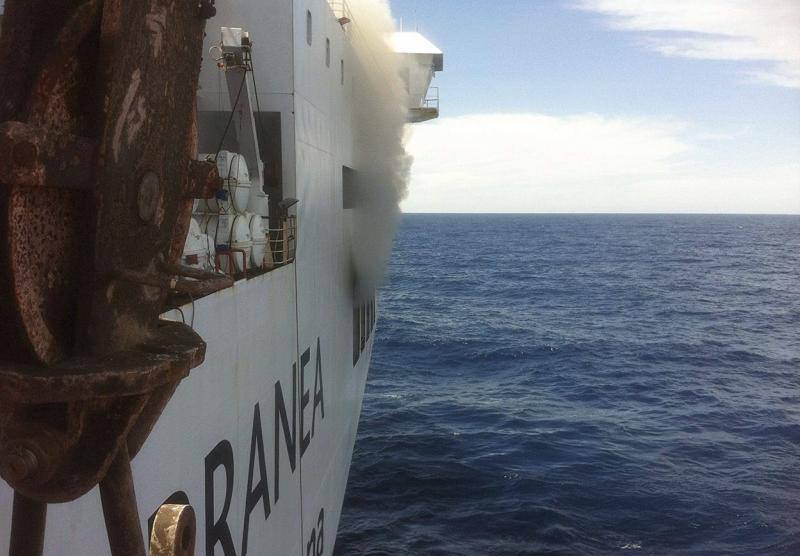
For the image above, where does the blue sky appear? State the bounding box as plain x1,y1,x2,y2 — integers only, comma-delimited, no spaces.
390,0,800,213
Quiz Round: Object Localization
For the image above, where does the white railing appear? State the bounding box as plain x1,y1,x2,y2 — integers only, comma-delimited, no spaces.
267,216,297,266
423,86,439,111
328,0,352,25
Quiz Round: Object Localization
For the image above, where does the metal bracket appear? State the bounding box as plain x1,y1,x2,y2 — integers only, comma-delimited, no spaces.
150,504,197,556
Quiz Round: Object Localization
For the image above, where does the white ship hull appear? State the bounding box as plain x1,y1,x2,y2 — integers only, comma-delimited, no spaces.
2,265,375,555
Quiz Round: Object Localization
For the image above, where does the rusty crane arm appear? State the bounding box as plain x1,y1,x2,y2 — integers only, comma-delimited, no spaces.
0,0,228,554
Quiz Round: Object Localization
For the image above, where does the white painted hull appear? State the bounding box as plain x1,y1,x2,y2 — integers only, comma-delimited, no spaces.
0,266,375,554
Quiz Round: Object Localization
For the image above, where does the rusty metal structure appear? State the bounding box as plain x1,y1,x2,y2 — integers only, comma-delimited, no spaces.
0,0,228,553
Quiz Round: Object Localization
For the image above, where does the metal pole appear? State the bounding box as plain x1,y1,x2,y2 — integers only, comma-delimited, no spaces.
9,492,47,556
99,446,146,556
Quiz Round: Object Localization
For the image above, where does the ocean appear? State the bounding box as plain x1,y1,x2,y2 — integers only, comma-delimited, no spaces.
334,214,800,555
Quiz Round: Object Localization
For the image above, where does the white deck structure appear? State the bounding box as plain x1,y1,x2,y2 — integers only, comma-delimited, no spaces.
392,31,444,122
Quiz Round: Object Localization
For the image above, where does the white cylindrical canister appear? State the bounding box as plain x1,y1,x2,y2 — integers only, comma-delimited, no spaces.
248,213,272,269
228,214,253,273
225,153,252,214
200,151,250,213
247,189,269,217
182,218,215,271
203,213,252,274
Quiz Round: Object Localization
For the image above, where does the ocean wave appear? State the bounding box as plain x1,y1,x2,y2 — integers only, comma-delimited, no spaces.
336,214,800,555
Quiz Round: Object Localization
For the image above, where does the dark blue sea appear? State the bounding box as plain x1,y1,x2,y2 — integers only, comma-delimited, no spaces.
334,214,800,555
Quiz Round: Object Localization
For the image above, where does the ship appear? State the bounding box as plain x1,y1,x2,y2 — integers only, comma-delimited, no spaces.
0,0,442,553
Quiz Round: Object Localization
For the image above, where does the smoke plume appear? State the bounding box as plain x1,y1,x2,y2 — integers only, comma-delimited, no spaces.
346,0,411,300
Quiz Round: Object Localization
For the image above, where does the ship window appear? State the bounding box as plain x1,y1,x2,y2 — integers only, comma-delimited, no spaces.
366,299,372,339
352,293,377,366
326,38,331,67
353,306,360,365
364,303,371,341
342,166,357,209
359,303,366,351
340,59,344,86
306,10,312,46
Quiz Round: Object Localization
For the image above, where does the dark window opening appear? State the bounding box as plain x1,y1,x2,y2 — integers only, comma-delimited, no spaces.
352,305,360,365
359,303,366,351
369,298,374,336
326,38,331,67
306,10,313,46
197,111,240,154
352,293,376,367
198,111,282,206
342,165,357,209
253,112,283,219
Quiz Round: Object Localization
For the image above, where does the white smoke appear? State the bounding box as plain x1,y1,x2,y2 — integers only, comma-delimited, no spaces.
346,0,411,300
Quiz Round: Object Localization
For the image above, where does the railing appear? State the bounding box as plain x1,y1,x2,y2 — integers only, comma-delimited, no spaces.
423,87,439,110
328,0,352,25
214,248,248,275
408,87,440,123
267,215,297,267
206,216,296,278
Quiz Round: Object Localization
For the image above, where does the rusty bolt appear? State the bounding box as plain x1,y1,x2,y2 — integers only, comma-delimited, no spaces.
138,172,160,222
0,446,39,483
11,139,38,169
198,0,216,19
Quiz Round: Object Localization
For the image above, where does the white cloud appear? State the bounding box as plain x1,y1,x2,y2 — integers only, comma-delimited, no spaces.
578,0,800,88
402,113,800,214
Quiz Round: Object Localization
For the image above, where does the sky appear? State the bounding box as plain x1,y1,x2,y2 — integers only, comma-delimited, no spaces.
390,0,800,214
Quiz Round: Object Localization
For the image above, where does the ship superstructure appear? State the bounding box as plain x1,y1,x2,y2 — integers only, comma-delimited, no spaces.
0,0,441,554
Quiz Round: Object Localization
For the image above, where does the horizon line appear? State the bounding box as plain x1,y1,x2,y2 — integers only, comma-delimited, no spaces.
400,212,800,216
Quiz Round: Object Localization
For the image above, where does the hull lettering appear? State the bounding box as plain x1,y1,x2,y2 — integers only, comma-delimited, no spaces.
203,339,326,556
